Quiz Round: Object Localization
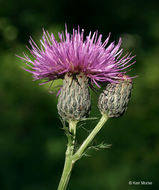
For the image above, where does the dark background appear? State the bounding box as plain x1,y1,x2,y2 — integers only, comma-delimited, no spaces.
0,0,159,189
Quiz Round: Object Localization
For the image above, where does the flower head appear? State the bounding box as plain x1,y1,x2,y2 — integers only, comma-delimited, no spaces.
57,72,91,121
98,74,133,117
19,25,135,87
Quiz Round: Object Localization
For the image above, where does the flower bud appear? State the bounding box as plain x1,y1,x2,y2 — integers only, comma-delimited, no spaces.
98,75,133,117
57,73,91,121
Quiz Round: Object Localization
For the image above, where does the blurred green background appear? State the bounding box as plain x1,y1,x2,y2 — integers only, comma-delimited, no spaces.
0,0,159,189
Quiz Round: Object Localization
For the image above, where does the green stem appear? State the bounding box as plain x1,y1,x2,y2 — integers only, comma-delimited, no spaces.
57,120,77,190
57,114,108,190
72,113,108,162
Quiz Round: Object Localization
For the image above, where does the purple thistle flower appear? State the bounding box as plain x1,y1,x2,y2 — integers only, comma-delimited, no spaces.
18,25,135,87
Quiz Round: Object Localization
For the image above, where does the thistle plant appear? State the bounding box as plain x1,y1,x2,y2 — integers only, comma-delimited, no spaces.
18,25,135,190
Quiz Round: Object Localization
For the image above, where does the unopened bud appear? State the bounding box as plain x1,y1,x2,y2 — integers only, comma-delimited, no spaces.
57,73,91,121
98,75,133,118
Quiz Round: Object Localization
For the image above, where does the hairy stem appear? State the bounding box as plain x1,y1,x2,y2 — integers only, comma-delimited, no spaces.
57,120,77,190
57,113,108,190
72,114,108,162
